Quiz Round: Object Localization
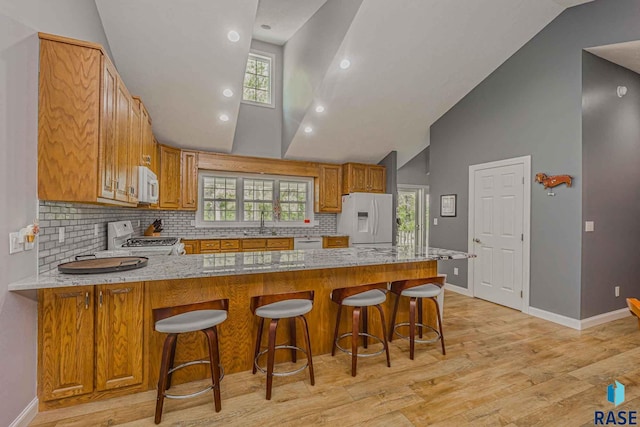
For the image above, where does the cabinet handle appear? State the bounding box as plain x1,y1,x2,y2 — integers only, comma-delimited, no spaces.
99,290,103,307
85,292,90,310
59,291,83,299
111,287,132,294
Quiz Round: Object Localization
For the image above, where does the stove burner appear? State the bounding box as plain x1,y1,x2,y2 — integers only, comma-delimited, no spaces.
122,237,179,247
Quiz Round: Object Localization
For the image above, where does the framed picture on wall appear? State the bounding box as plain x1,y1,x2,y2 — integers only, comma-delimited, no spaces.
440,194,457,217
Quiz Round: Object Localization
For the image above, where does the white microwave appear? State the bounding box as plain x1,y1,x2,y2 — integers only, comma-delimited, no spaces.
138,166,159,204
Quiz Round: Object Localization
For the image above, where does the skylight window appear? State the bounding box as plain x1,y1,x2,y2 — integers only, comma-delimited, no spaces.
242,52,273,107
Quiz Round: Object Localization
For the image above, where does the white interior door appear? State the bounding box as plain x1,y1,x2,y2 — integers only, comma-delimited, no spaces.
472,163,524,310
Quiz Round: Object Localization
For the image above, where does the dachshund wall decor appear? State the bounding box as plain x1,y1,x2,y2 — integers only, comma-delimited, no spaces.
535,173,572,189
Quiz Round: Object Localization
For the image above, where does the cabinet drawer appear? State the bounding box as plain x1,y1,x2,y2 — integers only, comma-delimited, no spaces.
242,239,267,251
323,236,349,248
220,239,240,252
200,240,220,251
267,238,292,250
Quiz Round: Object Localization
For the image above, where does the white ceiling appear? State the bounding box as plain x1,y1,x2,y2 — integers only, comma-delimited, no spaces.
587,41,640,75
253,0,327,45
95,0,258,152
95,0,596,166
551,0,593,7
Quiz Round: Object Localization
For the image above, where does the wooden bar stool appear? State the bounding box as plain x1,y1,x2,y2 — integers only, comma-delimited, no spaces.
389,276,446,360
251,290,315,400
331,283,391,377
153,299,228,424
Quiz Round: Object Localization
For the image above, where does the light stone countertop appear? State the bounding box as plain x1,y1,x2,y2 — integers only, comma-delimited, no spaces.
8,247,474,291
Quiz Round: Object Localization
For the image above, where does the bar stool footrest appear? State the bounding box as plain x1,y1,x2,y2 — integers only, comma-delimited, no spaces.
254,345,309,377
336,332,385,357
163,360,225,400
393,322,441,344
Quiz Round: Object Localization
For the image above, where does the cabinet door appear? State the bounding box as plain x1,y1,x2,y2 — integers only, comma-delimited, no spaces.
343,163,368,194
99,57,118,200
159,145,181,209
316,164,342,212
141,106,153,170
114,79,131,202
39,287,94,401
182,240,200,254
323,236,349,248
367,166,386,193
128,101,141,204
181,151,198,210
96,282,144,391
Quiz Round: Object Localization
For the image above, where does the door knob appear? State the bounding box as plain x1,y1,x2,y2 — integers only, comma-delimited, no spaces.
473,238,481,243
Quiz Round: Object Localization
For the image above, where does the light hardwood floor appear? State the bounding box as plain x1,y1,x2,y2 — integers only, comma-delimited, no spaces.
31,291,640,426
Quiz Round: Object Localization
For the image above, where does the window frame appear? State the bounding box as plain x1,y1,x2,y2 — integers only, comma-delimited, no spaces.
196,171,315,228
241,51,275,109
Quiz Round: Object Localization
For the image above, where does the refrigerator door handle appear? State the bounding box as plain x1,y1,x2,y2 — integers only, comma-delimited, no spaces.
370,200,375,235
373,199,379,236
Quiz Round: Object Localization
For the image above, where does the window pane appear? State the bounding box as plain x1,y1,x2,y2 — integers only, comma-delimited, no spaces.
257,76,269,90
247,58,257,74
243,87,256,101
256,90,269,104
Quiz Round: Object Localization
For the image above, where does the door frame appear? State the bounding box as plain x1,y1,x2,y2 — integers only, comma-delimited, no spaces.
467,155,531,313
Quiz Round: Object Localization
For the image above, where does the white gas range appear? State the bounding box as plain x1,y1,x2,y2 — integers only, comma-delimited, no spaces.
99,220,185,256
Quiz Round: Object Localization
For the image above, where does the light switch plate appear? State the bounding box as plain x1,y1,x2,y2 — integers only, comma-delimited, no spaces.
9,232,24,254
454,267,459,275
58,227,65,243
433,218,438,226
585,221,594,232
94,224,99,236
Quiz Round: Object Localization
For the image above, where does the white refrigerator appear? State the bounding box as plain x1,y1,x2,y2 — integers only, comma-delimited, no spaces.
337,193,393,247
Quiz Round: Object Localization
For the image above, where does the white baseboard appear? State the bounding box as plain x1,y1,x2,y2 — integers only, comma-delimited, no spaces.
580,307,631,330
9,397,38,427
528,307,581,330
444,283,473,297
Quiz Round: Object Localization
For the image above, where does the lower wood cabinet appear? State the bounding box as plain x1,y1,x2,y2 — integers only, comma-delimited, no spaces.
182,239,200,254
185,237,294,254
323,236,349,248
39,282,144,404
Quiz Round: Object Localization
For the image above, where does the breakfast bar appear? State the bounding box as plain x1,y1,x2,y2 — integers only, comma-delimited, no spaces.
10,247,472,410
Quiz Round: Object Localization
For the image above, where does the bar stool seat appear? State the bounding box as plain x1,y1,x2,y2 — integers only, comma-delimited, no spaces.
153,299,228,424
342,289,387,306
401,284,441,299
389,276,446,360
331,283,391,377
155,310,227,334
255,299,313,319
251,291,315,400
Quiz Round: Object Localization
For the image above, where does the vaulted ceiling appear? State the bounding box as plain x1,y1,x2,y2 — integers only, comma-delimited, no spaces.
96,0,593,167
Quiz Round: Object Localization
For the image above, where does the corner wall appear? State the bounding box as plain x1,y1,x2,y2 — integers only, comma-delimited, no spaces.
581,51,640,318
429,0,640,319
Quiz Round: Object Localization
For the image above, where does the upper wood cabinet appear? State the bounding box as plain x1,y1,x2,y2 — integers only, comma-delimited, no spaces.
181,151,198,210
315,164,342,213
38,34,140,207
159,145,181,209
342,163,386,194
137,100,156,175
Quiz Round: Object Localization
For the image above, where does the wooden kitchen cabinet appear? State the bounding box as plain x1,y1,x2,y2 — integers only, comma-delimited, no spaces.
266,238,293,251
181,151,198,210
200,240,221,253
182,239,200,254
220,239,241,252
342,163,386,194
39,287,95,402
241,238,267,251
38,34,140,207
323,236,349,248
315,164,342,213
159,145,181,209
39,283,144,405
137,99,156,174
128,99,141,204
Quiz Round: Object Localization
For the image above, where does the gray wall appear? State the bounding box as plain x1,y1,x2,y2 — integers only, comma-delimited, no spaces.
581,52,640,318
232,40,283,158
398,146,429,186
281,0,363,156
378,151,398,245
430,0,640,320
0,2,111,424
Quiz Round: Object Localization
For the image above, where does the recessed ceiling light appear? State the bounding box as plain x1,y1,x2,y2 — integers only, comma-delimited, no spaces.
219,114,230,122
304,126,313,134
315,105,325,113
227,31,240,42
339,59,351,69
261,24,271,30
223,89,233,98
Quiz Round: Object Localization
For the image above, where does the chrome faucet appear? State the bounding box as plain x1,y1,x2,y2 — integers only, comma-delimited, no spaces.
259,210,266,235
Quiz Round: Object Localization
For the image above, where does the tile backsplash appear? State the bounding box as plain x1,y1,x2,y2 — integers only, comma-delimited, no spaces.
38,201,337,272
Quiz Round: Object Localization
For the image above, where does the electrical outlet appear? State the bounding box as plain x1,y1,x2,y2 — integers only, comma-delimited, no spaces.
58,227,65,243
433,218,438,226
615,286,620,297
585,221,594,232
137,220,141,227
190,220,196,226
9,232,24,254
94,224,99,236
453,267,459,276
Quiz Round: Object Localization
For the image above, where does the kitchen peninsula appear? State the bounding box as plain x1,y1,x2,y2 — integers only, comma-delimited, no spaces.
10,246,472,410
